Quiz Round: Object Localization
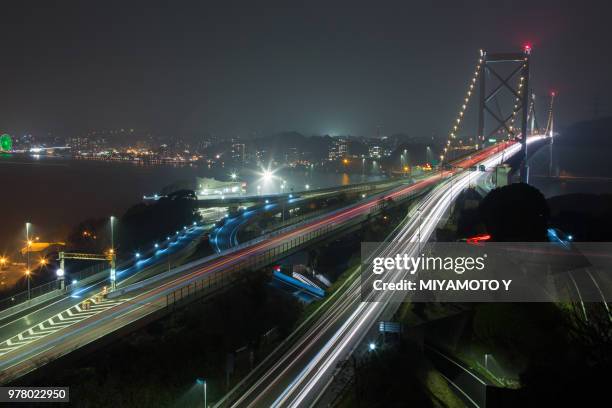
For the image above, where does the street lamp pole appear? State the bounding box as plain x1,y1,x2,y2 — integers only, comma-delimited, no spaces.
197,378,207,408
417,207,423,253
26,269,31,300
111,216,115,250
110,216,117,290
25,222,31,300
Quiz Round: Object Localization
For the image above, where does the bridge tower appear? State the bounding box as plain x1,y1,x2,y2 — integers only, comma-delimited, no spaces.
477,46,531,183
528,93,538,136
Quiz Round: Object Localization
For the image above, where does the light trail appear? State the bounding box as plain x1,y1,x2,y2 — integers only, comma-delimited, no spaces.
231,138,543,408
0,139,542,385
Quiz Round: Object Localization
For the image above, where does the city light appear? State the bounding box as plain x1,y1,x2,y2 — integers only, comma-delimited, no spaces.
135,252,140,258
56,268,65,277
368,342,376,351
230,172,237,180
154,243,159,248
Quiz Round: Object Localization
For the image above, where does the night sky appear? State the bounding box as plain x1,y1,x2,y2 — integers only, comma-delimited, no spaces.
1,0,611,140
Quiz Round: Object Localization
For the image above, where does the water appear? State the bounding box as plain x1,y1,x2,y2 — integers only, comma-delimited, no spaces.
7,141,605,253
0,154,382,252
528,143,612,198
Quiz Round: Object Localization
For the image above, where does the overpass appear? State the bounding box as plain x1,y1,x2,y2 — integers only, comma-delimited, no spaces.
195,177,407,206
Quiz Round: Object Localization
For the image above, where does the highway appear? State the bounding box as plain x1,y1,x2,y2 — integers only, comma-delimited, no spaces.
221,138,544,407
211,198,301,253
0,145,497,383
0,176,437,383
0,139,539,386
0,225,205,362
210,182,402,252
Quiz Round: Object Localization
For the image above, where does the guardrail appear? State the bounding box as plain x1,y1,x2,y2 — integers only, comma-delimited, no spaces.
153,178,439,312
196,177,402,205
425,345,488,408
111,195,385,298
0,226,205,315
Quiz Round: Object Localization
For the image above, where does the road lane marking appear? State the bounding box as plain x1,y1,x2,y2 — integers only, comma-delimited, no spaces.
0,296,129,357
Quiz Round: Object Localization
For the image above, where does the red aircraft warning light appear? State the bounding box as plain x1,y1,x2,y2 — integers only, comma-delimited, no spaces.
523,43,532,54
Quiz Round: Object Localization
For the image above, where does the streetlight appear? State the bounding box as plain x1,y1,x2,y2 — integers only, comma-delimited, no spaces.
56,268,65,290
368,342,376,351
305,184,310,190
109,216,117,290
230,172,237,180
196,378,207,408
38,257,48,269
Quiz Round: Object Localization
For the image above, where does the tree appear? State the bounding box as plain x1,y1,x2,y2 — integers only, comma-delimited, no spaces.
118,190,198,252
479,183,549,241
